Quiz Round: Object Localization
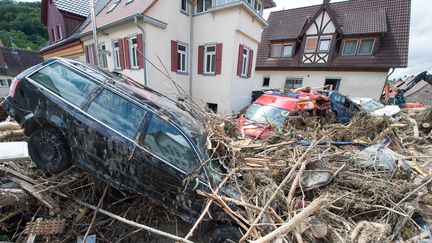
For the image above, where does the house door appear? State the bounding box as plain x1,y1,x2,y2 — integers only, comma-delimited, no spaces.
325,79,341,90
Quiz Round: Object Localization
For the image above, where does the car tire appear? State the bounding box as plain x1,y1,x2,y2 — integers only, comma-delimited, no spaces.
28,128,71,173
210,225,242,243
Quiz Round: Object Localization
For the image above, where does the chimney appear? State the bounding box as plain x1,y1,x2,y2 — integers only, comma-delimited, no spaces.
323,0,331,4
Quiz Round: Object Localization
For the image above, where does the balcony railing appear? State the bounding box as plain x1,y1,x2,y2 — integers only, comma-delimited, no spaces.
195,0,264,16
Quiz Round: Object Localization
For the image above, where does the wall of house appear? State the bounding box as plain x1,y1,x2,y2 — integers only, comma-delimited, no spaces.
192,6,265,114
254,70,389,100
46,2,66,43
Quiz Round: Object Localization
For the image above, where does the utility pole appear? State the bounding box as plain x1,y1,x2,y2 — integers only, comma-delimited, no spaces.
89,0,99,66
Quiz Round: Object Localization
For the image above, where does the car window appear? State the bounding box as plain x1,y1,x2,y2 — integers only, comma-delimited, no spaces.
87,89,147,139
141,115,197,172
29,62,98,107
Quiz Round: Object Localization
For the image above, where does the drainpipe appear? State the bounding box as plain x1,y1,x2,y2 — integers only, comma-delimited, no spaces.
188,2,194,97
134,15,148,86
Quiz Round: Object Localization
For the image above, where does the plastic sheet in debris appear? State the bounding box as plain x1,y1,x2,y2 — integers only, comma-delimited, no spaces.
353,144,409,170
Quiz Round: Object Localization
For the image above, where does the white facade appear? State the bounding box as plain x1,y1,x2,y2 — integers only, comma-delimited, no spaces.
0,74,14,97
81,0,269,114
254,71,388,100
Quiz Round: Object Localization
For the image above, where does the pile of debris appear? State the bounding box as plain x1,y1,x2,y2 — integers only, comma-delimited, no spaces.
0,102,431,242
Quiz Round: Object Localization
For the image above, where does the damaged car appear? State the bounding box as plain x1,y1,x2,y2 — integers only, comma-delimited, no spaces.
3,58,241,242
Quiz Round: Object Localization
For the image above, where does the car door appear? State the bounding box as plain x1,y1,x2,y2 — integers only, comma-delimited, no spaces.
134,113,205,221
70,87,149,192
331,93,352,123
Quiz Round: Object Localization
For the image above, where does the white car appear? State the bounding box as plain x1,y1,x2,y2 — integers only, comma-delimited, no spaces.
350,98,401,117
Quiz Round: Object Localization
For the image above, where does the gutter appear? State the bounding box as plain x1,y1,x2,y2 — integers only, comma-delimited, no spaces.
189,3,193,97
204,1,268,26
134,15,148,87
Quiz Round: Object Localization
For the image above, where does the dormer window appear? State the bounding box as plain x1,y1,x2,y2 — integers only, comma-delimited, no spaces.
358,39,375,55
304,37,318,53
342,38,376,56
270,43,295,58
318,36,332,52
107,0,121,13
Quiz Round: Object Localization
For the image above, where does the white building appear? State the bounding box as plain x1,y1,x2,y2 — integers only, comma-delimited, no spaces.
75,0,275,114
254,0,410,100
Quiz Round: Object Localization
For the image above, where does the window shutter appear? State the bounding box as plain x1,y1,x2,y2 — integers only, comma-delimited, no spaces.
137,34,144,69
247,49,254,78
171,40,178,72
123,37,131,69
215,43,223,75
197,45,204,75
237,44,244,76
118,38,125,70
92,44,97,65
85,46,90,63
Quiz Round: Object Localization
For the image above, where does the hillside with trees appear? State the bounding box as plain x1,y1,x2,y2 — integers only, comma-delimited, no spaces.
0,0,47,51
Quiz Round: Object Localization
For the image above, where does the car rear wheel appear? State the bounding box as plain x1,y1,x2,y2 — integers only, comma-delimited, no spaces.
210,225,242,243
28,128,71,173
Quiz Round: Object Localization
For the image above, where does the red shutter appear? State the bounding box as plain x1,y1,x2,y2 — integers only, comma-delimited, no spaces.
247,49,254,78
123,37,131,69
197,45,204,75
118,38,125,70
171,40,178,72
92,44,97,65
85,46,90,63
137,34,144,69
215,43,223,75
237,44,244,76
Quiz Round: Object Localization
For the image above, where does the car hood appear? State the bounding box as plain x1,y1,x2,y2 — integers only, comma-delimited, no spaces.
238,117,273,138
371,105,401,117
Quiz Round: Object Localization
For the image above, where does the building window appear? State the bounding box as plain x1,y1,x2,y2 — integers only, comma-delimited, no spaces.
285,79,303,89
107,0,121,13
282,44,293,57
318,37,331,52
241,47,250,77
85,45,94,65
270,44,282,58
0,79,7,87
324,79,341,90
204,45,216,74
196,0,212,13
342,40,358,56
262,77,270,87
98,43,108,69
56,25,62,40
7,79,12,87
113,40,121,69
358,39,375,55
51,29,56,42
177,43,187,73
129,36,138,68
304,37,318,53
181,0,188,12
207,103,218,113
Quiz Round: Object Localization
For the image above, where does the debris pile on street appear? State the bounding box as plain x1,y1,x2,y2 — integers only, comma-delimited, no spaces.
0,103,431,242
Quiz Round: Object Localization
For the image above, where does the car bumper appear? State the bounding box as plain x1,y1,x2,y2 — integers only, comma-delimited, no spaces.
4,96,26,123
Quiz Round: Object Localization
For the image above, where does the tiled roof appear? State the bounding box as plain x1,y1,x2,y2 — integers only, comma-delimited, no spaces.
342,8,387,35
80,0,158,35
0,47,43,76
54,0,92,17
257,0,411,69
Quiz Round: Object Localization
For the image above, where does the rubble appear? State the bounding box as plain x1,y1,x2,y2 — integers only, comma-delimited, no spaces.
0,102,431,242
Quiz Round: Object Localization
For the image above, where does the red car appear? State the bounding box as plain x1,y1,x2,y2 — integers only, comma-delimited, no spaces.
238,91,330,138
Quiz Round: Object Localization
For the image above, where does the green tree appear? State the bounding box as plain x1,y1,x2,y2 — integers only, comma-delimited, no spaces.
0,0,47,50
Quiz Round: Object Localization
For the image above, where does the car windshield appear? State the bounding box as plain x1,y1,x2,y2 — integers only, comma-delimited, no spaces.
358,100,385,111
195,134,225,184
244,104,290,126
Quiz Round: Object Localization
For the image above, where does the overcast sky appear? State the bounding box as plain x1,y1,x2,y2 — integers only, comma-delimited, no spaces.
18,0,431,78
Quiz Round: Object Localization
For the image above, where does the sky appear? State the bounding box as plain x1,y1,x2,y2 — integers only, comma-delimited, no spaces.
17,0,432,79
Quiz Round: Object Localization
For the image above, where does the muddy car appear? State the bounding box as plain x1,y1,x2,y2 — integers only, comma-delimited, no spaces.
3,58,240,242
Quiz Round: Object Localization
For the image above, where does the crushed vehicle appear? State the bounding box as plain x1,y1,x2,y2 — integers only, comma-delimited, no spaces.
238,90,331,138
3,58,241,242
329,91,401,123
